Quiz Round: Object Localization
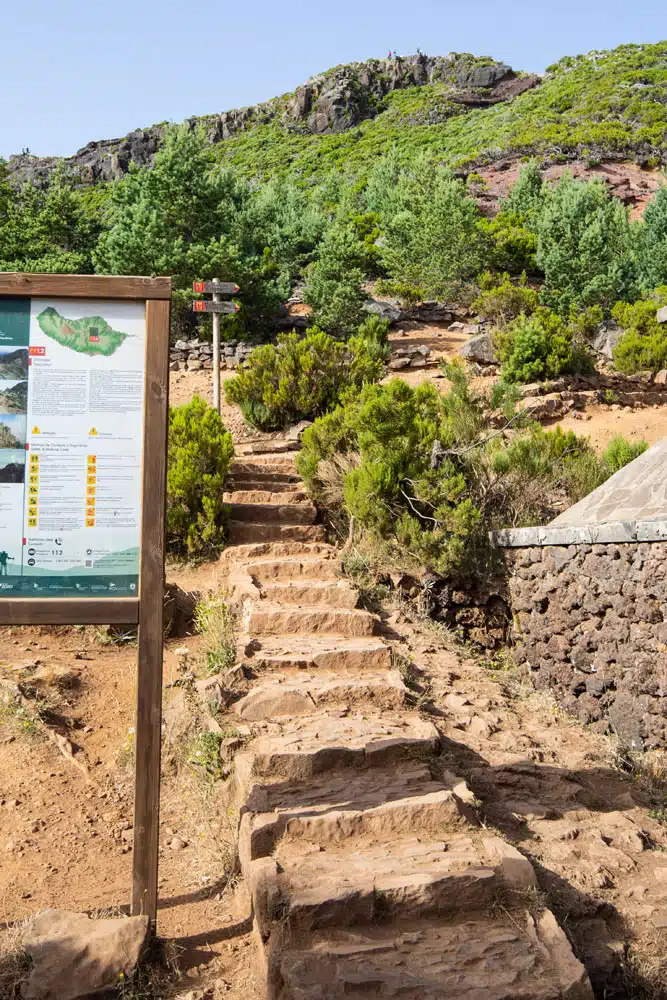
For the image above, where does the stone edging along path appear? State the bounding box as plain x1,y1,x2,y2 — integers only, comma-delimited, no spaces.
214,441,594,999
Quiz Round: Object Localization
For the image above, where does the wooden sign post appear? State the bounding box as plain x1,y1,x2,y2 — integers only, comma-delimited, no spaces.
0,273,171,926
192,280,239,414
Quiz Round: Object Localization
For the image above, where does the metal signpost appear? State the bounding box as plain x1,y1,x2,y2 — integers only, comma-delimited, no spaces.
0,272,171,926
192,280,240,413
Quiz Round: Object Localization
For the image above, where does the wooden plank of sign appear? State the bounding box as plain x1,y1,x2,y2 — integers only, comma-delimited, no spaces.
0,598,139,626
192,300,239,314
132,297,170,924
192,281,239,294
0,273,172,300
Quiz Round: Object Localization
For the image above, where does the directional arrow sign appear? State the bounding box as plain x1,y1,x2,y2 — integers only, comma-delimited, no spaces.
192,300,240,314
192,281,239,294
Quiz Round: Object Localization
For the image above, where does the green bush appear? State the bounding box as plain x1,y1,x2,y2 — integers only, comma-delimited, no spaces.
636,185,667,292
612,290,667,373
167,396,234,559
477,213,539,275
303,223,367,337
536,173,638,315
473,272,539,327
499,307,594,383
225,327,384,431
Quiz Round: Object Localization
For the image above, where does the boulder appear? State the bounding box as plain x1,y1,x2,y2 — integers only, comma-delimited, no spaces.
22,909,149,1000
592,321,623,360
363,299,402,324
388,356,412,370
657,306,667,324
654,370,667,385
287,419,314,441
459,332,497,365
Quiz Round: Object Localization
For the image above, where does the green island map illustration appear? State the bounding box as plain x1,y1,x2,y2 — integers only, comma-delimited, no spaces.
37,307,129,356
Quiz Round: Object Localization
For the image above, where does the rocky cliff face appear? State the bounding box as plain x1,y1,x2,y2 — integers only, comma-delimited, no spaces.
7,53,539,187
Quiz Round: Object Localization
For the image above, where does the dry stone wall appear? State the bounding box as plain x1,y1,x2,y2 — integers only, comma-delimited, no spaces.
505,540,667,750
170,337,254,371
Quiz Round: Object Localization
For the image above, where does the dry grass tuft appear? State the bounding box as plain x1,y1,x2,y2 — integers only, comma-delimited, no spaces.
0,921,32,1000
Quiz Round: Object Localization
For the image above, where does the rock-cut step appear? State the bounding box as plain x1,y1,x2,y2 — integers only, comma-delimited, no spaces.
244,603,376,637
239,634,391,672
224,489,309,505
243,555,340,582
232,666,406,722
238,760,476,864
267,911,593,1000
248,832,539,939
229,502,317,525
229,522,327,544
233,710,439,782
259,580,358,609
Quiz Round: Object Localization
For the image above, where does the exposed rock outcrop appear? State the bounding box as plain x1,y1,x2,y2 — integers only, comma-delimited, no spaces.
8,54,539,188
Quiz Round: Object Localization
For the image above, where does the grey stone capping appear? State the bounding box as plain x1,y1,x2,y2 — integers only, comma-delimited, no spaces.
490,519,667,548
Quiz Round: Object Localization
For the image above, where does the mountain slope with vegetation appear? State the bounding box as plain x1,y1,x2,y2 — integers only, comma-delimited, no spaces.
7,42,667,188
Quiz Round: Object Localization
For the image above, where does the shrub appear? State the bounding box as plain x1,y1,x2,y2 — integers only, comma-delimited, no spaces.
477,213,539,275
503,160,547,222
303,224,367,337
225,327,384,431
297,369,645,583
376,160,490,300
612,290,667,373
167,396,234,559
473,272,539,327
354,315,391,364
499,307,594,383
536,174,638,315
636,185,667,291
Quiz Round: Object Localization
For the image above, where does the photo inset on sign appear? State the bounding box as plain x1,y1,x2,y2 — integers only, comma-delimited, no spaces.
0,414,26,448
0,450,26,483
0,347,29,380
0,379,28,414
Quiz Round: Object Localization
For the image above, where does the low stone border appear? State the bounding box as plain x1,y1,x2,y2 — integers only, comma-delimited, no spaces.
491,520,667,547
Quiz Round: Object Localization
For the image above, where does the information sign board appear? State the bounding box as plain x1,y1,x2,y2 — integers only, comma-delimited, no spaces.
0,296,146,598
0,273,172,927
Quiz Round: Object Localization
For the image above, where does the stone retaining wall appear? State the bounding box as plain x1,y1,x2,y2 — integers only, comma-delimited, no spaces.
503,538,667,750
170,337,255,371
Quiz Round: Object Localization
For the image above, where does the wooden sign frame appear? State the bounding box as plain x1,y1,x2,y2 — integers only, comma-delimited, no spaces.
0,273,172,925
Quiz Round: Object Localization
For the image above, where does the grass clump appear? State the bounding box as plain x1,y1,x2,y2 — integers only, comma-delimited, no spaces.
193,594,237,676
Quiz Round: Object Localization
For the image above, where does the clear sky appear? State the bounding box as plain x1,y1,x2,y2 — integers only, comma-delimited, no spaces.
1,0,666,160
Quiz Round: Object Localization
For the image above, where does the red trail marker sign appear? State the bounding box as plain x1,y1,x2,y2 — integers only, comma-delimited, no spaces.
192,278,240,413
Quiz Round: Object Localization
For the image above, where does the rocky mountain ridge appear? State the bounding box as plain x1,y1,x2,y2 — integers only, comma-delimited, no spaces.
7,53,539,187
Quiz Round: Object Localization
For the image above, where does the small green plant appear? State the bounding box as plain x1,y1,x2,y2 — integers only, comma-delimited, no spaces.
602,388,618,404
499,307,594,383
187,731,226,779
167,396,234,559
194,594,237,676
473,272,539,327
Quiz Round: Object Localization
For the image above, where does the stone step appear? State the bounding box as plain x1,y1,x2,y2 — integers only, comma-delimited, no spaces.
232,666,406,723
232,454,297,472
229,522,327,544
228,469,302,487
229,502,317,525
225,476,308,503
249,833,527,937
266,911,592,1000
222,542,335,564
236,440,299,455
244,555,339,582
233,710,439,782
244,603,376,637
260,580,358,609
224,489,308,505
238,634,391,672
238,761,475,863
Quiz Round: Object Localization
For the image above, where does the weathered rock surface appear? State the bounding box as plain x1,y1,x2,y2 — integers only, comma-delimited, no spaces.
459,331,497,365
22,909,149,1000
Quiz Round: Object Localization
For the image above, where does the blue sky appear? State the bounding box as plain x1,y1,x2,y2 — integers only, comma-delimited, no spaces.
1,0,666,159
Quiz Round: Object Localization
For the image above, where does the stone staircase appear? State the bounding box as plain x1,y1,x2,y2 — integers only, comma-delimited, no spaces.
219,445,593,1000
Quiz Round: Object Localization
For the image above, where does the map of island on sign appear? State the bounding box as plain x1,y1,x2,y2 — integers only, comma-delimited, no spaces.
37,307,129,356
